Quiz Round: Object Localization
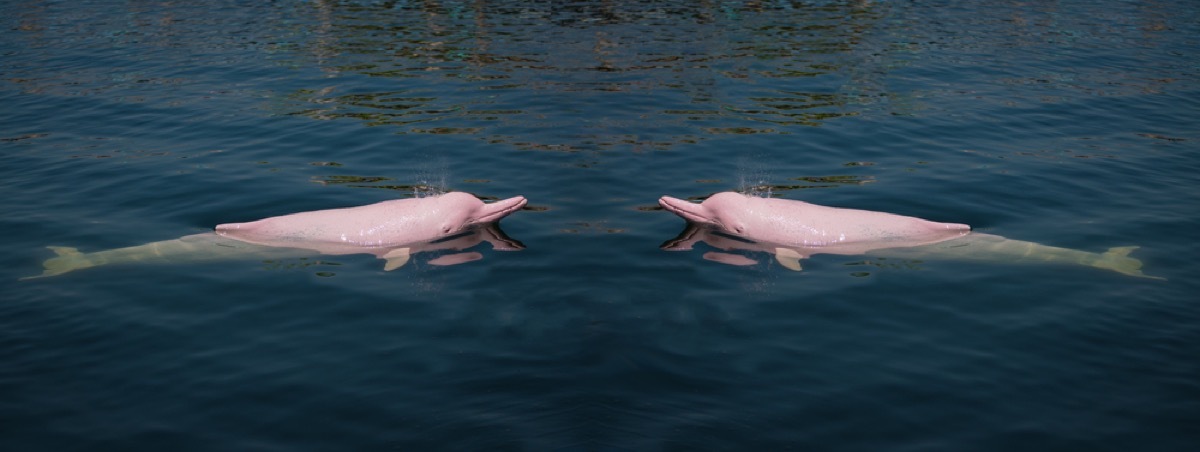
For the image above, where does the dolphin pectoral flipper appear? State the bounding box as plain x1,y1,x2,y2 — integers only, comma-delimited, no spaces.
774,248,804,271
382,248,411,271
1093,246,1165,280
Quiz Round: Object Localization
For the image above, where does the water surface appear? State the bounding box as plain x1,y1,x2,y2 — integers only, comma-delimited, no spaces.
3,1,1199,450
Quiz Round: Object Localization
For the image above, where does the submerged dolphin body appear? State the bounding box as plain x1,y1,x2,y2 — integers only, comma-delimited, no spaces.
659,192,1159,279
25,192,527,279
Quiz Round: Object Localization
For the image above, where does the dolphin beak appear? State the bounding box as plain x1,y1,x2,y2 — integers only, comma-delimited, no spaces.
473,196,528,224
658,196,714,225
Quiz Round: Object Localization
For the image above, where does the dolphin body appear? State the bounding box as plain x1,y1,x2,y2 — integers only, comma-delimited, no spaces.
25,192,527,279
659,192,1159,279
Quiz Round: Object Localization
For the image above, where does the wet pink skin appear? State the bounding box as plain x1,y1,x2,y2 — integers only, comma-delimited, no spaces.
215,192,527,255
659,192,970,257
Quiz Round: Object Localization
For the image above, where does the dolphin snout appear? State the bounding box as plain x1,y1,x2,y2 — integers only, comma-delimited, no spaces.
475,195,528,224
659,196,712,225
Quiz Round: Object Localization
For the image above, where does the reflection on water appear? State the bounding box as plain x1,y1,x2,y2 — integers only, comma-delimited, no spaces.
283,0,885,150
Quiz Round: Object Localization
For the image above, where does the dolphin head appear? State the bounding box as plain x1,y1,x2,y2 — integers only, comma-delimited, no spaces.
659,192,750,236
438,192,527,234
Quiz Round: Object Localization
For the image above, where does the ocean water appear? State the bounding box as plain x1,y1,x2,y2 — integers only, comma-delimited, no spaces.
2,0,1198,450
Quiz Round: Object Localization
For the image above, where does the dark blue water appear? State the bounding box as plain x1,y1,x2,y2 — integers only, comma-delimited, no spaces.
3,1,1199,450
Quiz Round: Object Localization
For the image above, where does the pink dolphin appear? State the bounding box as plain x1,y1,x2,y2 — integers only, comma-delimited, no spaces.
23,192,527,279
216,192,527,252
215,192,526,271
659,192,1157,278
659,192,969,254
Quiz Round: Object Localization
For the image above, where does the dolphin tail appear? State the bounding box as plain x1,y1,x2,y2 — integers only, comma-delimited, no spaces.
1092,246,1165,280
21,246,93,280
